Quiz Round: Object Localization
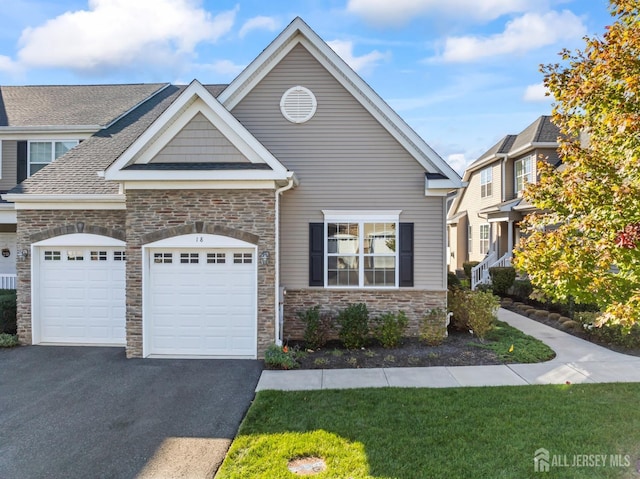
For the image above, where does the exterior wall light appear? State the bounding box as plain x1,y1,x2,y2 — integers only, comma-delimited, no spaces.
260,250,270,265
17,249,29,261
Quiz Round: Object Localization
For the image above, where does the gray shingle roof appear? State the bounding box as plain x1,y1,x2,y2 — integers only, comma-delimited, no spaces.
10,85,186,194
465,116,560,174
7,83,230,195
467,134,517,170
510,115,558,152
0,83,169,127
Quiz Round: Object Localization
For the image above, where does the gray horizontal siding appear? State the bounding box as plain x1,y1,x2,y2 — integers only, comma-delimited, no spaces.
151,112,249,163
232,44,445,290
0,140,17,191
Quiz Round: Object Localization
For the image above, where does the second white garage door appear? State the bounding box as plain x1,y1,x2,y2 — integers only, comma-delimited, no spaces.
36,246,126,345
147,248,257,357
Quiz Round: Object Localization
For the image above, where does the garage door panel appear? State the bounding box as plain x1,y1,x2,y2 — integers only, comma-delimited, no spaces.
148,247,256,357
37,246,126,345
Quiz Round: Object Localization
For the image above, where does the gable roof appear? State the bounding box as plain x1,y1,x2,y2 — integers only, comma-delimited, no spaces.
7,85,184,196
448,115,560,217
463,116,559,180
0,83,169,129
103,80,291,183
219,17,462,189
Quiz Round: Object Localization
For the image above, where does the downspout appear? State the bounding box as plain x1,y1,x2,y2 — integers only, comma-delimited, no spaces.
274,175,295,346
499,153,509,203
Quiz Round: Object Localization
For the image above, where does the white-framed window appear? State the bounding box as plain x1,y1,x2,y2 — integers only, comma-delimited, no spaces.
480,224,490,255
207,253,226,264
153,253,172,264
467,225,472,253
180,252,199,264
515,156,532,196
233,253,252,264
28,140,79,176
480,167,492,198
323,211,400,288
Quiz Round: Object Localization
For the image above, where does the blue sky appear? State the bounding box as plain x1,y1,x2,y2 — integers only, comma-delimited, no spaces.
0,0,612,173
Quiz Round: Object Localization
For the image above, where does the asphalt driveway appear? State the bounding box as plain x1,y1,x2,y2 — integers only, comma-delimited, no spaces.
0,346,263,479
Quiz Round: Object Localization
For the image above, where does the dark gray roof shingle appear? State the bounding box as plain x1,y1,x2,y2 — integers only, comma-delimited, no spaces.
10,85,186,195
7,83,230,196
466,116,560,174
0,83,169,127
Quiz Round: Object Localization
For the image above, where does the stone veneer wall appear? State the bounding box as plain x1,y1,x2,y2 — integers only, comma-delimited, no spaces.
125,189,276,358
282,289,447,341
15,210,126,344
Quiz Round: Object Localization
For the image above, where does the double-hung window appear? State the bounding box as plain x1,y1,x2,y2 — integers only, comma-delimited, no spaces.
480,167,492,198
28,140,78,176
479,224,490,255
324,211,400,288
514,156,532,196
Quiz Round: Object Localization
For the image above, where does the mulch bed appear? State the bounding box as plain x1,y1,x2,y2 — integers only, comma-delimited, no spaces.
284,330,503,370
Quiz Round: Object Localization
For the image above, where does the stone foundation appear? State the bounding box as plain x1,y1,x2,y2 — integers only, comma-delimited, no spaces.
282,288,447,342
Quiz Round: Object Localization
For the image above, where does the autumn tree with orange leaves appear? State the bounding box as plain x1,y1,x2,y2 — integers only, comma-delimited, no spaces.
514,0,640,328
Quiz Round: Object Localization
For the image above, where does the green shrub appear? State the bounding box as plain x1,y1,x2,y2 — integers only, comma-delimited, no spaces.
512,279,533,301
575,312,640,349
447,288,469,331
337,303,369,349
462,261,480,279
0,290,16,335
448,289,499,339
264,344,299,370
0,333,18,348
297,306,332,350
476,283,493,293
489,267,516,296
465,291,500,340
371,311,408,348
447,271,461,288
420,308,447,345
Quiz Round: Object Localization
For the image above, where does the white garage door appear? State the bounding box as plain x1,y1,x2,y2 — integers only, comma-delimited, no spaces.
147,248,256,357
37,247,126,345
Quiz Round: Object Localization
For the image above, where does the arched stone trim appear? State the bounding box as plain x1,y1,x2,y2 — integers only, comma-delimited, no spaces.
29,223,125,243
141,222,259,245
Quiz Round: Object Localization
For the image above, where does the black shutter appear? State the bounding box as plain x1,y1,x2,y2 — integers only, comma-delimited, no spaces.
17,141,27,183
309,223,324,286
399,223,414,287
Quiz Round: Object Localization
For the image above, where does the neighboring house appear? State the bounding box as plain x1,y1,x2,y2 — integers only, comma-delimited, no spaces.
447,116,561,288
1,18,462,359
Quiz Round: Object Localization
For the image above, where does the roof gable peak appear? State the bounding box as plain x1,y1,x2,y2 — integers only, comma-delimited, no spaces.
104,80,289,182
218,17,461,186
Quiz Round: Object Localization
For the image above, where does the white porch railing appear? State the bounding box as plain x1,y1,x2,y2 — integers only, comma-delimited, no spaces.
471,252,512,290
0,274,16,290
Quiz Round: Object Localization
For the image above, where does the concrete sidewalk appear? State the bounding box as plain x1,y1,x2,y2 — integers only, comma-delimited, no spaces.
256,308,640,391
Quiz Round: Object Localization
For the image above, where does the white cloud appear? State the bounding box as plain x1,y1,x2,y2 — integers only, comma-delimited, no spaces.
436,10,586,63
347,0,538,26
523,82,553,102
209,59,244,76
0,54,21,75
327,39,387,73
239,16,279,38
16,0,238,74
447,153,470,175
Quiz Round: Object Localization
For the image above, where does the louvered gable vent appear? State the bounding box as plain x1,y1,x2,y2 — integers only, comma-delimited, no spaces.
280,86,317,123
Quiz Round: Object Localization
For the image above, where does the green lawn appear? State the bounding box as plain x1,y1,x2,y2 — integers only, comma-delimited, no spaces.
216,385,640,478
